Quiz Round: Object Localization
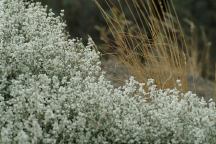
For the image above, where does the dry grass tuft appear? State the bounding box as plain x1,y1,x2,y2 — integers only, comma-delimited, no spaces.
95,0,196,90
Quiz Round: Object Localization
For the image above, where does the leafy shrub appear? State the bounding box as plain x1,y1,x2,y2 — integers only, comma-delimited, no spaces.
0,0,216,143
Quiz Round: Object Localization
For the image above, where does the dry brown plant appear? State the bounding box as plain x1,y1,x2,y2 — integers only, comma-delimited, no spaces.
95,0,192,90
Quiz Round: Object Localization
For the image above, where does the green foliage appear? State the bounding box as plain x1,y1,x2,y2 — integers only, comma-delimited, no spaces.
31,0,104,42
174,0,216,62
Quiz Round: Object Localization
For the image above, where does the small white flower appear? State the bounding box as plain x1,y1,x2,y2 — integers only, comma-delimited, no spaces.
147,78,155,86
176,79,182,87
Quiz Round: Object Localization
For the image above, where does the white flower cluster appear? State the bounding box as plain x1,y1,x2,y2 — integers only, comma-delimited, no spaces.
0,0,216,143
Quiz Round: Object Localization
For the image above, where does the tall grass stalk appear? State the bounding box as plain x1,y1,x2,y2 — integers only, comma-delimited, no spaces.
95,0,192,90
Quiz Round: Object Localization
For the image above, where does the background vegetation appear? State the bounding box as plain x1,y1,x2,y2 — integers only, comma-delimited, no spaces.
31,0,216,80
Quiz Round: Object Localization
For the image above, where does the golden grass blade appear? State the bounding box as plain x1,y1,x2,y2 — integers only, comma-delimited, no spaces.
95,0,191,90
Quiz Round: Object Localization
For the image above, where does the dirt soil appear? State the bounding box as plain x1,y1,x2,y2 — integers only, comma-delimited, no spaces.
101,56,216,101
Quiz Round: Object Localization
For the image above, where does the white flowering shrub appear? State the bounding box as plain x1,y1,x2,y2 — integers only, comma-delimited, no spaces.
0,0,216,143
